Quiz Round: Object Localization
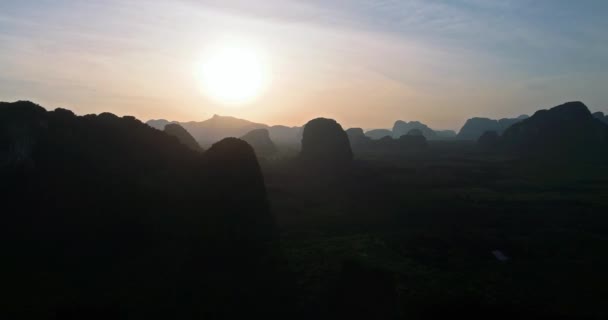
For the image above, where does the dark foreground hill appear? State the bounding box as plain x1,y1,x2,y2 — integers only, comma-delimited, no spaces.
0,101,287,319
502,101,608,158
301,118,353,169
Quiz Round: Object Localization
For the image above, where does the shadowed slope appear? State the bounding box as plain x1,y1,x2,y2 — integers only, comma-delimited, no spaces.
241,128,278,157
301,118,353,168
0,101,283,319
164,123,203,152
502,101,608,157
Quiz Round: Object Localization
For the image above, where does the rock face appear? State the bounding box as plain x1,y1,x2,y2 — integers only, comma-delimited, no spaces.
477,131,500,150
393,121,436,139
365,129,393,140
164,123,203,152
240,128,278,157
502,101,608,156
593,112,608,124
301,118,353,168
0,101,282,318
458,115,528,140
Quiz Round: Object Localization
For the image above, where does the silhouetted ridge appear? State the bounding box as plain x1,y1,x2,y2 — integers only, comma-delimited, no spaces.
458,115,528,140
268,125,303,146
241,128,278,157
203,137,276,248
593,111,608,124
365,129,393,140
301,118,353,168
398,129,428,150
164,123,203,152
346,127,365,140
146,118,172,130
393,120,436,139
346,127,372,151
0,101,283,318
0,101,47,167
180,114,268,146
502,101,608,157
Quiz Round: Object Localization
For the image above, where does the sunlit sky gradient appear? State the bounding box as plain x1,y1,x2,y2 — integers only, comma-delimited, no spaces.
1,0,607,130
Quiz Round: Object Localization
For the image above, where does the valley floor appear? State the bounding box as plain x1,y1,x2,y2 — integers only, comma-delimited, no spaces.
262,142,608,319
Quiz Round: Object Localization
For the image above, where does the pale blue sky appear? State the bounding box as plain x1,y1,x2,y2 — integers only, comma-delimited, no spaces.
1,0,607,129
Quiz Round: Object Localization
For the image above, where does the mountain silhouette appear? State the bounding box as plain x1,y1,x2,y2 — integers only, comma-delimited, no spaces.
1,101,284,318
392,120,436,139
301,118,353,168
147,116,303,148
146,118,173,130
267,125,303,147
458,115,528,140
365,129,393,140
178,114,267,147
241,128,278,157
164,123,203,152
346,128,372,151
502,101,608,157
398,128,428,150
593,111,608,124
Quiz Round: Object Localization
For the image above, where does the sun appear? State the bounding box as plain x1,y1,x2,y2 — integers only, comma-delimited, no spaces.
198,43,270,106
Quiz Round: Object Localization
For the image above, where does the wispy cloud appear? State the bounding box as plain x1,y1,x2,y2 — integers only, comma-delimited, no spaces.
1,0,607,128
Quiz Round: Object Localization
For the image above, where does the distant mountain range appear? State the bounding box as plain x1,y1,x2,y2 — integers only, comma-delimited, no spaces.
164,123,203,152
147,108,607,147
364,129,393,140
594,112,608,124
457,115,529,140
147,115,302,147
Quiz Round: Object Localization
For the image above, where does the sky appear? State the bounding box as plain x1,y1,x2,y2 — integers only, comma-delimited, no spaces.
1,0,607,130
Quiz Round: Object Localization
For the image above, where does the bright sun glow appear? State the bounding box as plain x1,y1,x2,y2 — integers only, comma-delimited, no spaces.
198,43,270,106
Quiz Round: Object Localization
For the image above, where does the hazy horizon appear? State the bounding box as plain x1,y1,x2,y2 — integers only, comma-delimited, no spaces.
1,0,607,130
